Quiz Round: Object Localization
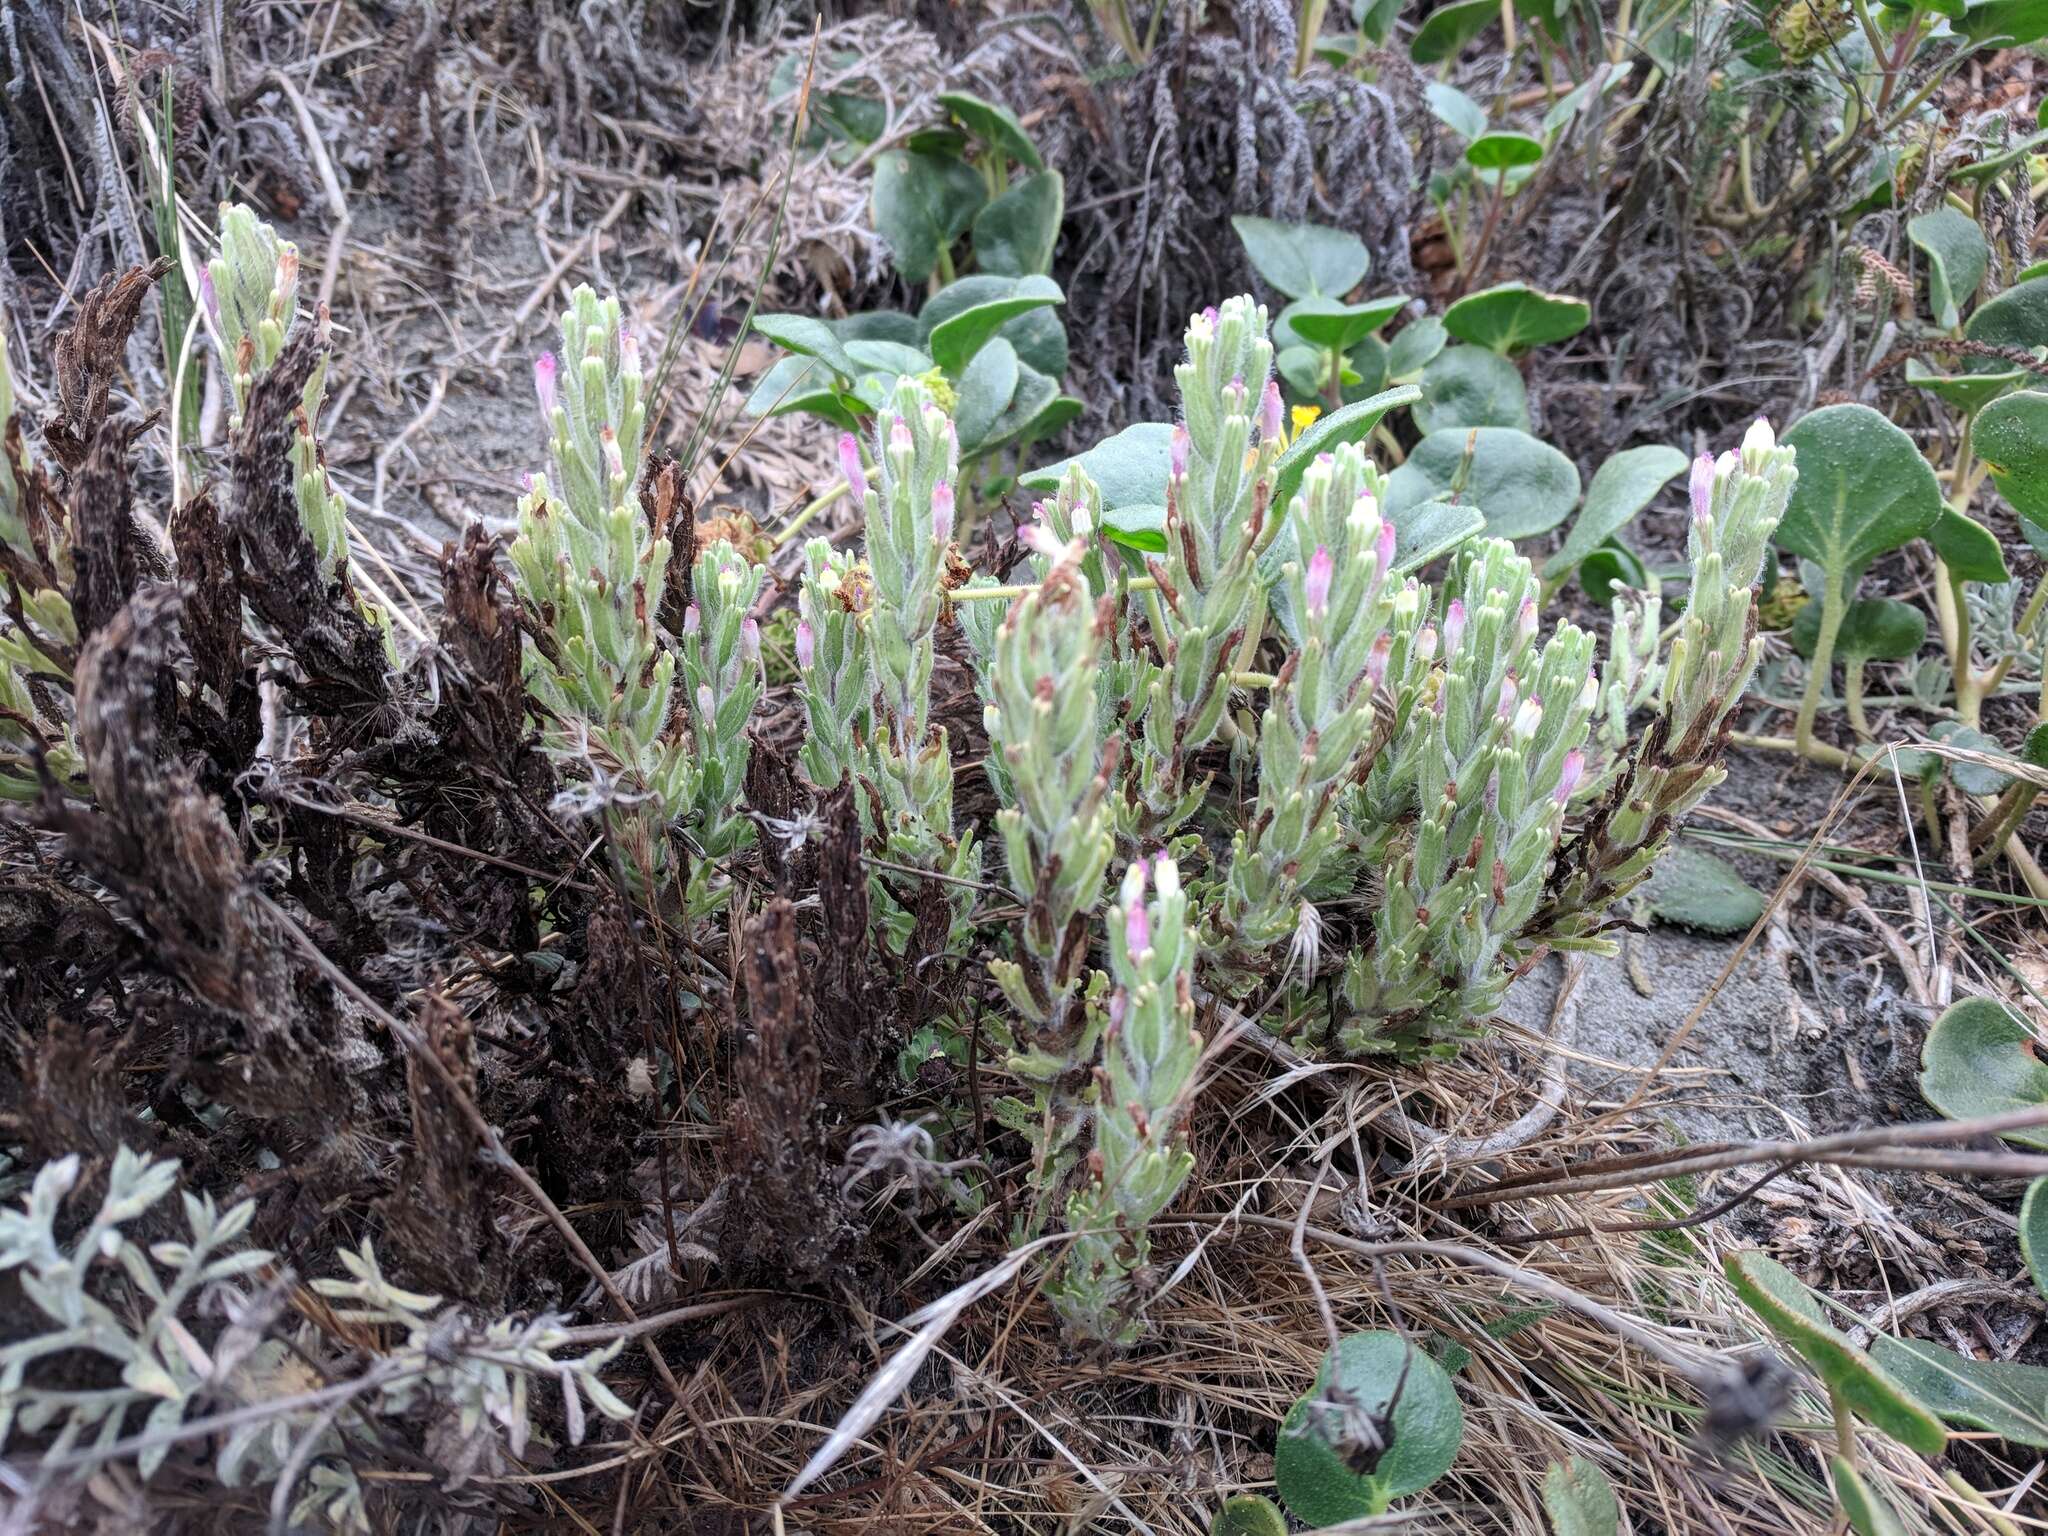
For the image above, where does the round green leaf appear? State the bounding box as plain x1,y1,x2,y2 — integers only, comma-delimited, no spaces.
1643,845,1765,934
1410,0,1499,62
1288,295,1410,352
842,339,932,378
977,361,1071,453
836,311,923,348
1391,499,1488,573
1098,503,1165,554
1723,1252,1948,1456
871,150,987,285
1831,1458,1908,1536
1930,721,2018,795
1231,215,1370,300
1778,404,1943,580
1545,444,1687,577
936,90,1043,170
973,172,1064,278
1386,315,1449,378
2022,1178,2048,1304
1869,1334,2048,1447
921,274,1064,378
1273,386,1421,515
1276,344,1325,399
1020,421,1172,509
1578,543,1646,603
1346,334,1391,399
953,337,1019,451
1955,0,2048,45
1920,997,2048,1148
1209,1495,1288,1536
1275,1333,1464,1527
1385,426,1582,540
1964,275,2048,363
1425,81,1488,142
1974,389,2048,525
749,313,859,379
1792,596,1927,665
742,354,863,429
924,275,1064,375
1927,507,2010,584
1442,281,1590,355
1904,357,2027,412
1908,208,1990,331
1466,131,1544,175
1416,345,1530,435
1543,1457,1620,1536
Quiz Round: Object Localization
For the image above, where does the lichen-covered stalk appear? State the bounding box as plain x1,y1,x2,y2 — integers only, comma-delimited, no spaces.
1222,444,1402,949
1139,298,1287,828
1053,856,1201,1344
982,525,1120,1232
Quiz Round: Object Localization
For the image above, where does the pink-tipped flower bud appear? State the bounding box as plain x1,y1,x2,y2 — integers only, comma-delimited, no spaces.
1516,596,1539,645
1365,632,1392,689
696,684,716,720
1689,451,1715,525
931,481,954,546
1714,448,1739,482
890,415,913,454
199,267,220,325
795,619,815,669
534,351,558,419
1260,378,1285,442
1513,695,1544,741
1373,511,1396,574
600,426,624,481
1304,545,1334,617
1169,424,1190,481
682,603,701,635
1126,897,1151,957
838,433,868,503
620,328,641,380
740,617,761,662
1443,598,1467,656
1415,625,1438,665
1020,518,1067,562
1497,674,1520,722
1554,747,1586,804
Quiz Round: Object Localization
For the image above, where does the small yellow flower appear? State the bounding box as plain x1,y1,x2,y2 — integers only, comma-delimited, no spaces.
1290,404,1322,443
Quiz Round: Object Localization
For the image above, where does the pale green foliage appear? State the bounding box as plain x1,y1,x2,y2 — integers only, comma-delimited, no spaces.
794,538,872,791
206,203,348,578
679,538,766,866
1540,426,1796,945
982,527,1120,1231
0,1149,632,1531
1342,539,1600,1054
1141,297,1288,827
1052,856,1202,1343
1223,444,1402,949
0,323,82,802
508,287,689,873
799,381,980,946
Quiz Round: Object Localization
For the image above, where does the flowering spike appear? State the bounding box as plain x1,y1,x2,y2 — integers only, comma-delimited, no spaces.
932,481,954,547
1259,379,1285,443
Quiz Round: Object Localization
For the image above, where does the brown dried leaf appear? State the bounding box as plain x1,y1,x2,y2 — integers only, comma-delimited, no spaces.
43,258,172,473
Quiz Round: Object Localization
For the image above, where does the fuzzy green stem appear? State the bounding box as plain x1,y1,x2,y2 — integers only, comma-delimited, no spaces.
1795,569,1849,762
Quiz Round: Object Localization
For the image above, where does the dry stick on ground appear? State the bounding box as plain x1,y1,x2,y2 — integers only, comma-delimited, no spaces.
254,890,687,1404
1432,1102,2048,1213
